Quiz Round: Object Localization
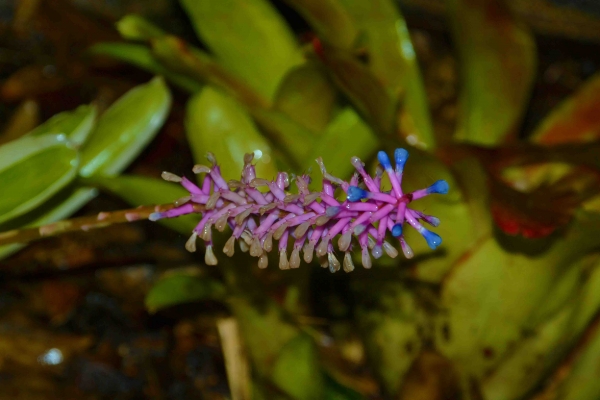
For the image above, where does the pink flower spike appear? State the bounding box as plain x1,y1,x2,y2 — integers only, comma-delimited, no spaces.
152,149,447,272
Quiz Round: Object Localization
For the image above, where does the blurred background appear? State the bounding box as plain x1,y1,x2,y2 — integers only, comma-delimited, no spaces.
1,0,600,399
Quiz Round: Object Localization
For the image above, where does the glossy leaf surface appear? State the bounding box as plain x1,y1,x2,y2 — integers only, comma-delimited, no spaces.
274,62,337,132
28,104,97,146
338,0,435,148
449,0,536,146
186,87,278,183
0,134,79,224
180,0,303,100
79,77,171,177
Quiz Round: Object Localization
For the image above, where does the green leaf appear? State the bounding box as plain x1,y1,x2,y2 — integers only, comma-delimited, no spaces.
89,43,202,92
150,36,316,166
0,134,79,224
180,0,303,101
79,76,171,177
555,313,600,399
403,153,481,283
532,73,600,145
270,333,325,399
185,87,279,182
116,14,166,41
274,62,337,132
305,108,377,187
449,0,536,146
227,296,304,383
89,174,198,235
0,187,97,260
145,270,226,313
435,211,600,378
321,46,397,139
283,0,358,49
481,254,600,400
323,373,365,400
355,282,424,394
338,0,435,149
28,104,97,146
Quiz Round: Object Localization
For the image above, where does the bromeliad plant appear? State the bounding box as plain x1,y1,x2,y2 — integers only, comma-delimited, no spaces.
153,149,448,271
2,0,600,399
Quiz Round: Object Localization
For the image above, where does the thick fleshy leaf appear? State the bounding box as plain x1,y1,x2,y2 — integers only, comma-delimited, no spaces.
145,270,226,313
90,175,197,235
482,254,600,399
79,77,171,177
273,62,337,132
0,134,79,224
150,36,316,166
283,0,357,49
449,0,536,146
185,87,279,183
88,43,202,92
320,46,396,138
435,210,600,378
28,104,96,146
337,0,435,149
179,0,303,101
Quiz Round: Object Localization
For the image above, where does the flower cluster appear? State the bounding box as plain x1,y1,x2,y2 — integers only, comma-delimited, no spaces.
150,149,448,273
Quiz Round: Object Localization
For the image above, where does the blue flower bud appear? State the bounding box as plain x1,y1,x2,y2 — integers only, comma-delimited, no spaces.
377,151,392,170
394,148,409,173
427,180,449,195
391,223,403,237
421,230,442,249
347,186,368,202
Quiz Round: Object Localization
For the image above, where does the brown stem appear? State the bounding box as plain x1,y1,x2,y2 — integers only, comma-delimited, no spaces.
0,203,175,247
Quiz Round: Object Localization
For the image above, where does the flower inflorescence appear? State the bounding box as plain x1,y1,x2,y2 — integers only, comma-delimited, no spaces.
150,149,448,273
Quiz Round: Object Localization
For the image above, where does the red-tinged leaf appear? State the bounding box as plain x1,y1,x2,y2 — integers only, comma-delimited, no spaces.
449,0,536,146
490,166,600,238
532,73,600,145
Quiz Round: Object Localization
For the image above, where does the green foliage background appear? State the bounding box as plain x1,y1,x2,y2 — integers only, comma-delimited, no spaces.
2,0,600,398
